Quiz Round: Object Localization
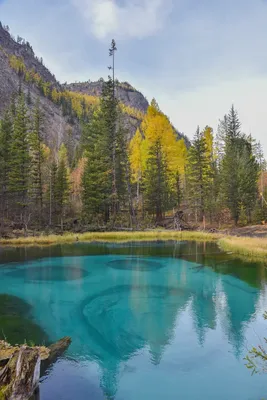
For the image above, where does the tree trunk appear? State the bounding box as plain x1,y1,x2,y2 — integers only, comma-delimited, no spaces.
0,337,71,400
0,346,40,400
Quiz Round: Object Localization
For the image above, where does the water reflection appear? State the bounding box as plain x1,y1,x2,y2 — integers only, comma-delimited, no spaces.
77,255,262,398
0,241,266,399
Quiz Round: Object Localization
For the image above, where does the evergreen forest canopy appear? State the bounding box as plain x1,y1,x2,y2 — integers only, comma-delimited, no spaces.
0,37,266,233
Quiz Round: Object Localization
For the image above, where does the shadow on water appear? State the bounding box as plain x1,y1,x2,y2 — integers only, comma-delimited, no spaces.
0,240,266,288
0,294,49,345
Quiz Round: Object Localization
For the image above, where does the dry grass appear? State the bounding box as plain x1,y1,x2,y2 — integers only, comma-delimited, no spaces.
219,237,267,260
1,230,267,262
0,230,221,247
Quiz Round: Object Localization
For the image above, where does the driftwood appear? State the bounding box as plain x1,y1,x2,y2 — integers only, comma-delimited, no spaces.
0,346,40,400
40,336,71,375
0,337,71,400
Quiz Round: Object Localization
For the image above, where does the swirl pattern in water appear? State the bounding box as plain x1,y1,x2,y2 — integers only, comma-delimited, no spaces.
0,242,266,400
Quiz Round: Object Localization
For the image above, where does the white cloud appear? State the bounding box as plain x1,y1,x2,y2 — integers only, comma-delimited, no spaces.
72,0,173,39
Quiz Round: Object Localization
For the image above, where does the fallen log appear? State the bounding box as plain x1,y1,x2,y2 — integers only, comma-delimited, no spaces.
0,346,40,400
41,336,71,375
0,337,71,400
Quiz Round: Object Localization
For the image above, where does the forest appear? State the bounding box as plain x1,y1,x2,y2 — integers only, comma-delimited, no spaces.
0,39,266,234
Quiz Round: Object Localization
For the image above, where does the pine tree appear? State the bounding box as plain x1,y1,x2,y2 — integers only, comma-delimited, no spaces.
227,105,241,140
8,94,30,228
143,139,172,222
54,145,70,230
115,112,128,208
29,100,44,226
48,161,58,226
220,106,242,224
82,110,111,223
187,127,211,225
237,138,259,222
220,106,259,224
203,126,217,222
82,71,128,225
101,76,118,221
0,109,12,222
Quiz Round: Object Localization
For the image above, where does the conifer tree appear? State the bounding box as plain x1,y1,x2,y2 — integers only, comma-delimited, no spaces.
220,106,259,224
82,68,128,225
101,75,118,221
115,112,128,208
8,94,30,227
0,109,12,221
227,105,241,140
143,139,172,222
54,145,70,230
187,126,211,225
82,108,111,223
29,100,44,226
48,161,58,226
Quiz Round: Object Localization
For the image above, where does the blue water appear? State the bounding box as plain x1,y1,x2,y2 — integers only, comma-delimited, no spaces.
0,241,267,399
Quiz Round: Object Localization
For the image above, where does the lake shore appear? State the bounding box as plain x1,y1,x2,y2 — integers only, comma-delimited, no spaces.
0,229,267,261
218,236,267,260
0,230,221,246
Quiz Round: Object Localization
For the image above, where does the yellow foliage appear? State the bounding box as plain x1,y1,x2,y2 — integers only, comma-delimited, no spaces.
51,88,60,103
9,55,26,74
129,101,188,186
203,126,214,159
129,128,144,183
41,143,51,160
43,82,51,97
120,103,144,121
62,91,99,118
8,53,144,121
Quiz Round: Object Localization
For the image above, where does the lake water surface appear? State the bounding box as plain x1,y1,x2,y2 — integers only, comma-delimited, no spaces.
0,241,267,400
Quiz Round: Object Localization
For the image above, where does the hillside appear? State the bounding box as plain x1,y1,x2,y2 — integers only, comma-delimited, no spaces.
0,22,187,149
65,81,149,113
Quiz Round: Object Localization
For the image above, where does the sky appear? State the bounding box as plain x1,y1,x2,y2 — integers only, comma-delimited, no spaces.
1,0,267,153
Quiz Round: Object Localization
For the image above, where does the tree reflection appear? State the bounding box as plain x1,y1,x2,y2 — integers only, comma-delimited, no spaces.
79,255,260,398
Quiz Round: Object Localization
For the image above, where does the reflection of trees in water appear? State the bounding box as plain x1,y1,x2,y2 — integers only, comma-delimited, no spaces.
221,278,259,358
79,258,260,399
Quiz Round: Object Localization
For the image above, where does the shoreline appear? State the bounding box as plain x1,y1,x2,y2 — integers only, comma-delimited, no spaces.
0,230,266,261
0,230,221,246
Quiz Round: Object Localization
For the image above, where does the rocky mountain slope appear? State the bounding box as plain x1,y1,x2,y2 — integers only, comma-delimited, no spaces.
65,81,149,113
0,22,188,150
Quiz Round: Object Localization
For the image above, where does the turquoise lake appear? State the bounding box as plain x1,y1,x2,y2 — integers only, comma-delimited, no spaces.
0,240,267,399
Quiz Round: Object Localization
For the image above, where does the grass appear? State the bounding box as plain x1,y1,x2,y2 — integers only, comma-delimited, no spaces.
219,237,267,260
0,230,221,246
1,230,267,262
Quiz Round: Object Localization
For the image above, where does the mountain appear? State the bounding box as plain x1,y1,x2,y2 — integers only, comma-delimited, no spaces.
65,81,149,113
0,22,188,151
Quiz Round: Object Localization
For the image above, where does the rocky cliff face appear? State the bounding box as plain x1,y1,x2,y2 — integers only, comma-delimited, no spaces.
0,22,189,149
0,23,58,86
65,81,149,113
0,23,80,150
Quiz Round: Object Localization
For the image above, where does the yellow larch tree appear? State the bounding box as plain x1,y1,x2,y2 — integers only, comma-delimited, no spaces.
129,99,188,211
